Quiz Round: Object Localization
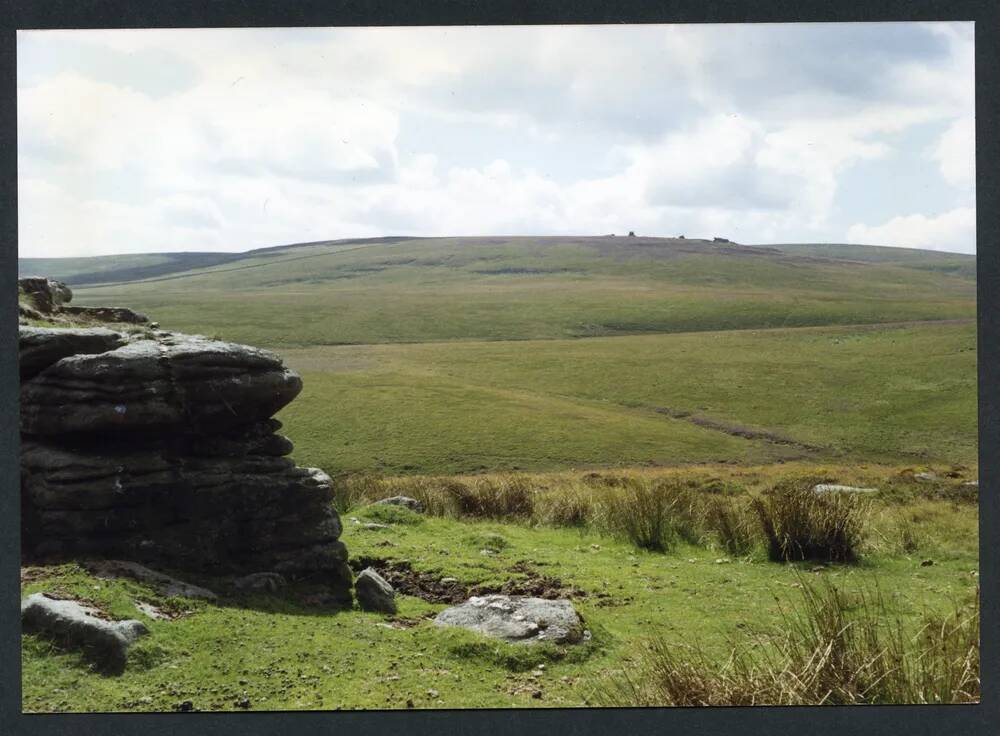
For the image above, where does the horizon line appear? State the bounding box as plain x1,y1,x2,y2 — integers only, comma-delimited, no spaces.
18,235,978,261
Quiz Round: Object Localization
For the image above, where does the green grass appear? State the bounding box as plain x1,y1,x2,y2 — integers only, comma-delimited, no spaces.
279,365,795,476
600,577,979,706
49,236,975,475
275,321,977,475
21,471,978,711
64,236,974,348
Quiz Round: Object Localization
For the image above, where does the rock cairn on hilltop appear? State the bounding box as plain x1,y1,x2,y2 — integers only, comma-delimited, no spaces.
19,323,353,604
19,277,149,325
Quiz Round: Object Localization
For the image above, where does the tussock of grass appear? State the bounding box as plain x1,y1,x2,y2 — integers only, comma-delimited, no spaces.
533,482,597,527
704,495,758,557
594,478,702,552
601,579,979,706
331,475,369,514
444,476,534,519
752,480,871,562
894,513,922,554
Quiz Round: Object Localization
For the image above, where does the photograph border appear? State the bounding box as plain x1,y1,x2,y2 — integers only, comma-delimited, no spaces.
1,2,997,735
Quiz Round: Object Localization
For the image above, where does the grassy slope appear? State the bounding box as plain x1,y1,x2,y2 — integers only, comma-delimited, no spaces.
21,469,979,711
59,236,976,473
18,252,240,285
69,237,975,348
765,243,977,279
277,321,977,475
17,237,424,286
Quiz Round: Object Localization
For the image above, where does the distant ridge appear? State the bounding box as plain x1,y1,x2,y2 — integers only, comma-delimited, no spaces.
761,243,975,279
19,236,974,287
18,236,425,286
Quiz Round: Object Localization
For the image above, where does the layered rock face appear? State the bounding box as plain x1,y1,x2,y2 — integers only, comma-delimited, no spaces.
20,326,353,603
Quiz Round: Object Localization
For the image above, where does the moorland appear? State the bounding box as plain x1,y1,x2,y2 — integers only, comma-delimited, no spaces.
19,235,979,710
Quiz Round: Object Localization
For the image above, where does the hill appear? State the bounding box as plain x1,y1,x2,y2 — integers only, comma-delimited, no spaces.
18,251,243,285
20,236,978,473
17,236,424,286
763,243,977,279
50,236,975,349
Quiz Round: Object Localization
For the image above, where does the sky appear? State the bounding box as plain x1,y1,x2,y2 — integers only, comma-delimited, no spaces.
17,23,976,258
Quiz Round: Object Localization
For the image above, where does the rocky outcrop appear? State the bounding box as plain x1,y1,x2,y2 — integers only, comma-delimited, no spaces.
20,332,303,436
21,593,149,673
434,595,586,644
19,277,73,313
18,276,149,325
20,325,353,604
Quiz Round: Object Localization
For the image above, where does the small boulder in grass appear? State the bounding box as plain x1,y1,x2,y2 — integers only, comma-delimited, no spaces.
372,496,424,513
434,595,586,644
21,593,149,674
355,568,397,614
812,484,879,495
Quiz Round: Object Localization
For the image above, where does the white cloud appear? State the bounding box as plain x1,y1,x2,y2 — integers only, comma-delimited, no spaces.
846,207,975,253
931,116,975,190
18,71,400,182
894,22,974,114
17,24,977,257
